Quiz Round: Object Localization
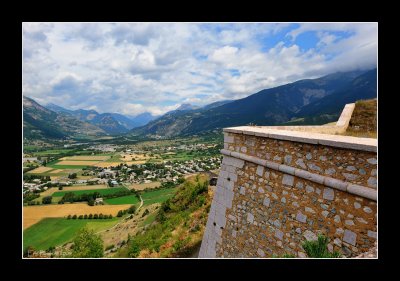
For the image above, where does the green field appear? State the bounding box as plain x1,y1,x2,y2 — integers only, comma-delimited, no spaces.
141,188,178,206
52,187,128,197
104,195,140,205
23,217,120,251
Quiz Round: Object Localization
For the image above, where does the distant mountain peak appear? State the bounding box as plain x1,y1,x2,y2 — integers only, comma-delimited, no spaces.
176,103,199,111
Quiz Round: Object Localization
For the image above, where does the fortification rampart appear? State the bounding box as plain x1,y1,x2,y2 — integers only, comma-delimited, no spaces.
199,104,377,258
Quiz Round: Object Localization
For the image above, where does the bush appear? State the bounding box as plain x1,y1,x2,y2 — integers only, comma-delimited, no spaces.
70,228,104,258
105,244,114,251
302,235,341,258
58,186,63,190
117,210,123,217
99,213,104,219
42,196,52,205
72,215,77,219
127,205,136,214
108,214,112,219
88,214,93,219
84,214,88,219
67,215,72,219
142,209,149,217
88,198,94,206
78,215,83,219
93,214,98,219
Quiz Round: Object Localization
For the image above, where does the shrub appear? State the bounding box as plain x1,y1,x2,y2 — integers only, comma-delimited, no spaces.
78,215,83,219
93,214,98,219
141,209,149,217
105,244,114,251
58,186,63,190
302,235,341,258
70,228,104,258
42,196,52,205
72,215,77,219
99,213,104,219
88,214,93,219
67,215,72,219
127,205,136,214
88,198,94,206
108,214,112,219
117,210,123,217
84,214,88,219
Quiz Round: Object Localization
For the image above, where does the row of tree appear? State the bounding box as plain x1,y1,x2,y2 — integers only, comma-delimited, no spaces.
67,214,113,219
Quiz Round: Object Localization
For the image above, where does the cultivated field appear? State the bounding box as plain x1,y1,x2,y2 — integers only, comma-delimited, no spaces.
23,203,132,229
28,167,54,173
62,184,108,191
141,188,177,206
104,195,140,205
129,181,161,191
61,155,110,161
56,160,100,166
94,162,122,168
49,169,64,173
120,153,150,161
24,217,120,250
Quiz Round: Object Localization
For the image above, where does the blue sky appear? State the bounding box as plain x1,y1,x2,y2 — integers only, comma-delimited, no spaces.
23,22,377,116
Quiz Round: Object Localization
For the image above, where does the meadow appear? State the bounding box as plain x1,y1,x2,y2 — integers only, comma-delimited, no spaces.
141,188,178,206
24,217,120,251
104,195,140,205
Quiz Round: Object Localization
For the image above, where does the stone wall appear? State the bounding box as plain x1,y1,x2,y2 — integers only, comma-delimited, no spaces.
199,125,377,258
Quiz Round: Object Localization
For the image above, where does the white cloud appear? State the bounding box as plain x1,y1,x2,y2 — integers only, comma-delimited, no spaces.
23,22,377,115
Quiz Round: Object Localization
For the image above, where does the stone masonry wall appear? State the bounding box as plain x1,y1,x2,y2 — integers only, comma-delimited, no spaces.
199,131,377,258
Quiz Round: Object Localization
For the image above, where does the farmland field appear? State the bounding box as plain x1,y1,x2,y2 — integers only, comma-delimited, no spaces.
28,166,54,173
24,217,120,251
94,162,123,168
52,187,128,197
61,155,110,161
104,195,140,205
141,187,178,206
56,160,100,166
24,203,132,229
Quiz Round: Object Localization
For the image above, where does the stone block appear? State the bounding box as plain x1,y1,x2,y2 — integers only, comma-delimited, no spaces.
257,248,265,257
303,230,317,241
367,230,377,239
275,229,284,240
295,158,307,169
347,184,377,201
367,177,377,189
247,213,254,223
224,134,235,143
323,177,347,192
296,211,307,223
256,165,264,177
263,197,270,207
282,174,294,186
323,188,335,201
279,165,296,176
343,229,357,246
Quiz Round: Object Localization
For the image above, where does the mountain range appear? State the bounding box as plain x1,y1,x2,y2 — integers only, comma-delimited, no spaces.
23,68,377,140
45,104,159,135
129,68,377,137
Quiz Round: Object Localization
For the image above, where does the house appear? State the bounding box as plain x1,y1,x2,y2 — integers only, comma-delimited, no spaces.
94,198,103,205
110,180,119,186
77,179,87,184
88,178,101,184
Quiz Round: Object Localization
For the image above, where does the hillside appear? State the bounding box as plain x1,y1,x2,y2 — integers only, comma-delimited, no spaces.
23,97,106,140
343,98,377,138
130,69,376,137
116,174,213,258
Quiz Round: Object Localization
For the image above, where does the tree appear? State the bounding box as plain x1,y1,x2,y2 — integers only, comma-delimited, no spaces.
58,186,63,190
84,214,88,219
117,210,123,217
42,196,52,204
108,214,112,219
88,214,93,219
72,215,77,219
88,198,94,206
68,173,77,179
78,215,83,219
67,214,72,219
70,228,104,258
127,205,136,214
93,214,98,219
99,213,104,219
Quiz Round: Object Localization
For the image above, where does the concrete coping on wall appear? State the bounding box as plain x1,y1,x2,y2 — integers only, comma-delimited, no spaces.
220,149,377,201
223,126,377,152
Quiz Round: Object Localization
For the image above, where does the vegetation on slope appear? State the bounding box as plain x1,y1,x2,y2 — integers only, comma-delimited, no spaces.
122,174,212,258
344,98,377,138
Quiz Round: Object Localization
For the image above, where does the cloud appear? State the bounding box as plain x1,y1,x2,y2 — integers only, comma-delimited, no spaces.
23,22,377,115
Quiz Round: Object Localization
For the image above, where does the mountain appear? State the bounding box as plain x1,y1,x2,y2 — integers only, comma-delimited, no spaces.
24,97,106,140
130,69,376,137
176,103,200,111
126,112,159,128
201,100,234,110
288,69,377,124
46,106,129,134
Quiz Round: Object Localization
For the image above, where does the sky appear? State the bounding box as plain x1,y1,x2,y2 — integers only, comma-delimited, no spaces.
23,22,377,116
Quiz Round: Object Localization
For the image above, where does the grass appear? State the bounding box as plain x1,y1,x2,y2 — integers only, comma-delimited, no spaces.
141,188,178,206
23,217,120,251
52,187,128,197
344,99,377,138
105,195,140,205
140,211,157,227
47,164,91,169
